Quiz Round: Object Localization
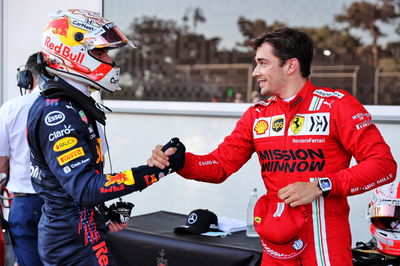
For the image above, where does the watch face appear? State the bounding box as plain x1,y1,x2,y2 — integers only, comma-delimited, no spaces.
320,179,331,191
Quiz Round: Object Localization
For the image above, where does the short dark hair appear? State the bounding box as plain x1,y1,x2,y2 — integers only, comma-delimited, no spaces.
25,52,40,78
246,27,313,78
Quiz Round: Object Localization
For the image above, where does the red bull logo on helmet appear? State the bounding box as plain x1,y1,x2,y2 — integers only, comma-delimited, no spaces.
46,17,69,37
44,36,85,64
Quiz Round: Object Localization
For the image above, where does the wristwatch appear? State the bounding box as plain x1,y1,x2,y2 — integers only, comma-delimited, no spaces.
317,177,332,198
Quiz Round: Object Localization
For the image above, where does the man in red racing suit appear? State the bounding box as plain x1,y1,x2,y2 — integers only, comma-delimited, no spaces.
148,27,397,265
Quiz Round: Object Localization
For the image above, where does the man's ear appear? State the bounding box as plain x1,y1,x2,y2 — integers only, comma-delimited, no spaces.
285,58,299,75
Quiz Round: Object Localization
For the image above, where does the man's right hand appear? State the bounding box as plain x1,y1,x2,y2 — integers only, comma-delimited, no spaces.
0,156,9,175
147,138,185,171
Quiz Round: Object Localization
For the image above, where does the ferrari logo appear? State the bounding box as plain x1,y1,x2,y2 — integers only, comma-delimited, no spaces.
290,115,304,135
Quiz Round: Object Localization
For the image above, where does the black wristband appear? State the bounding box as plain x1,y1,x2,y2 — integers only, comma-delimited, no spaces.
131,165,169,191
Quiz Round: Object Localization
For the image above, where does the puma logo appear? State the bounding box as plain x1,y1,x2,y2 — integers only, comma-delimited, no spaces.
323,100,334,108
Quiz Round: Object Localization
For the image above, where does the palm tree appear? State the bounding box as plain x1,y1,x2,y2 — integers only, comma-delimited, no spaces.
335,0,400,67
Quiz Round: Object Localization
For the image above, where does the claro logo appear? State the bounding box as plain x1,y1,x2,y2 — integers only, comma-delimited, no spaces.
45,111,65,126
44,36,85,64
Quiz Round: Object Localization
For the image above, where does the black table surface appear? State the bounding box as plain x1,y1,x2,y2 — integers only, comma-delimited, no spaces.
108,211,262,266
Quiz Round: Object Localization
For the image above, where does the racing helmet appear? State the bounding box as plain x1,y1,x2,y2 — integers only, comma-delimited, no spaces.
41,9,134,92
368,181,400,256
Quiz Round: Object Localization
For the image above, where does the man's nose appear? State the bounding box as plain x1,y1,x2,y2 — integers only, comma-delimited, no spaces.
252,66,260,78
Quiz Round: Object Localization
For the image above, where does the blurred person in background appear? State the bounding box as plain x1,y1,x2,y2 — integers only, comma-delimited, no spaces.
0,52,43,266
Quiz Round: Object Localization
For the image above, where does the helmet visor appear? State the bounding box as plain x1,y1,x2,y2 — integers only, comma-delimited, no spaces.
370,205,400,219
91,24,132,49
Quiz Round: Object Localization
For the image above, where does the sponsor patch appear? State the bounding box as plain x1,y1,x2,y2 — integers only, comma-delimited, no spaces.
70,158,90,169
352,112,371,121
254,120,269,135
79,110,88,123
71,19,97,31
199,160,219,166
53,137,78,152
45,111,65,126
43,36,85,64
65,102,76,111
292,239,304,251
290,115,305,134
258,148,325,173
313,89,344,99
104,170,135,186
292,138,326,144
30,163,42,180
356,119,373,130
96,138,103,164
57,147,85,166
144,174,158,186
92,241,109,266
63,166,71,174
308,96,324,111
253,115,285,139
100,185,125,194
288,113,330,136
48,125,75,141
271,118,284,133
45,98,60,107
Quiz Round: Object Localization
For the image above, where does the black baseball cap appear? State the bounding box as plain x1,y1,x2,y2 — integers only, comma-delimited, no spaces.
174,209,220,234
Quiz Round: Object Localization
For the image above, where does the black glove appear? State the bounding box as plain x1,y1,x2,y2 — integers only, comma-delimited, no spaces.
105,199,134,223
162,137,186,173
131,138,186,191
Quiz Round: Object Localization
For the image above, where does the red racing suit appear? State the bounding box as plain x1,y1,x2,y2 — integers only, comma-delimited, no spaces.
177,80,397,266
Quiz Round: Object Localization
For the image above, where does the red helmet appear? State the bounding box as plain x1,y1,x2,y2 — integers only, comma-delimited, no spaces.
41,9,134,92
368,181,400,256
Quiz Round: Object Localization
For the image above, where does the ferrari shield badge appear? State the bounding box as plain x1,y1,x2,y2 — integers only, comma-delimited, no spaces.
290,115,304,135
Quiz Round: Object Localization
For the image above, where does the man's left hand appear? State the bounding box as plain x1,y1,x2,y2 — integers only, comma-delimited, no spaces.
278,180,323,207
108,221,128,232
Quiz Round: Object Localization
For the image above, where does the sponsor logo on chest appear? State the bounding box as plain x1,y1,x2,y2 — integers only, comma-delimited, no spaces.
48,125,75,141
53,137,78,152
289,113,329,136
253,113,330,138
45,111,65,126
57,147,85,165
253,115,285,139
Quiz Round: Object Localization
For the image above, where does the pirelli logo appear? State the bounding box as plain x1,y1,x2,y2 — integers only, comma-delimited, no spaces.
288,113,330,136
57,147,85,166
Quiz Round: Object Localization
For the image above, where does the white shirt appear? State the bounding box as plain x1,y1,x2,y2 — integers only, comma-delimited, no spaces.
0,88,40,193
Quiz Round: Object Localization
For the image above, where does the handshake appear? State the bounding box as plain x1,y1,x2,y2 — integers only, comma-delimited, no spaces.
106,138,186,223
131,137,186,191
157,137,186,173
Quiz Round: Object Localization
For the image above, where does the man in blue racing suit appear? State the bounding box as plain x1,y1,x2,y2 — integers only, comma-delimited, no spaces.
27,9,185,265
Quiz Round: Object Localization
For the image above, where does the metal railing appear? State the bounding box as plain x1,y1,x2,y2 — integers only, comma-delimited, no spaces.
374,65,400,105
311,65,360,98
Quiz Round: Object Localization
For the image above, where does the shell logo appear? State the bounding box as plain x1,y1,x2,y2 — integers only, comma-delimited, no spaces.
254,120,269,135
53,137,78,152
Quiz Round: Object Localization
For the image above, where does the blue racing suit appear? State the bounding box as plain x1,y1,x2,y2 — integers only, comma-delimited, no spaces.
27,80,176,265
